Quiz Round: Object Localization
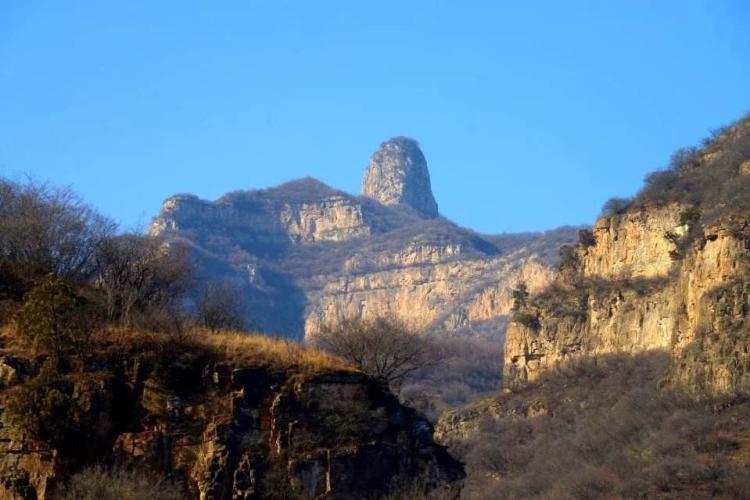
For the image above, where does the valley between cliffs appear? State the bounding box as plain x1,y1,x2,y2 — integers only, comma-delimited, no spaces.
150,138,579,343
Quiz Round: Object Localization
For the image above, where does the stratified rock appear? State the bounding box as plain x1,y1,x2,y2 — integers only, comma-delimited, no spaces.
151,138,577,339
362,137,439,217
0,349,464,499
149,140,579,340
502,116,750,398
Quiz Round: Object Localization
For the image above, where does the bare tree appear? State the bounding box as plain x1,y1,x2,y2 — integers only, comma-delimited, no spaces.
312,317,435,390
94,233,191,325
196,281,246,333
0,178,114,279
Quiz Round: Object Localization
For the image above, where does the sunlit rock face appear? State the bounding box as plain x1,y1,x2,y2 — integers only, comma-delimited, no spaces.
504,116,750,399
362,137,439,217
0,352,465,498
150,138,579,340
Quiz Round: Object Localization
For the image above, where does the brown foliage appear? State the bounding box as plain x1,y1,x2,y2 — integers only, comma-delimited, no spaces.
94,233,192,326
196,281,246,333
455,353,750,499
51,465,185,500
0,178,114,279
15,274,95,360
312,317,436,390
401,336,503,421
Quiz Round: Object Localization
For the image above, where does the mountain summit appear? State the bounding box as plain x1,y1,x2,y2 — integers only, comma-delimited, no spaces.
362,137,439,217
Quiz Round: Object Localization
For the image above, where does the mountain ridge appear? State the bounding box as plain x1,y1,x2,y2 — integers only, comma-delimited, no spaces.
151,139,579,341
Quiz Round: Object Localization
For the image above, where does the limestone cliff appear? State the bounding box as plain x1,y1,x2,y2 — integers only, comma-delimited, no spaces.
150,141,579,341
503,115,750,399
362,137,438,217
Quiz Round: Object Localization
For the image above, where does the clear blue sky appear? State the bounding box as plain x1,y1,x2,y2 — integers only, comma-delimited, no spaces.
1,1,748,233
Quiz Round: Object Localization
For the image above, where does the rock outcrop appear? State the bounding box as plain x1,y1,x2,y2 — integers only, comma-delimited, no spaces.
362,137,438,217
0,337,463,499
150,140,579,341
503,116,750,399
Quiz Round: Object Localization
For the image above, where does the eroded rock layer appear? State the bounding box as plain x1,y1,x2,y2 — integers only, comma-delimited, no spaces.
150,141,579,341
504,117,750,398
0,348,463,499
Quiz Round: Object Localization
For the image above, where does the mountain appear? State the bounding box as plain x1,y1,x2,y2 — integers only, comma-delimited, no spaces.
150,138,580,341
503,115,750,397
435,114,750,497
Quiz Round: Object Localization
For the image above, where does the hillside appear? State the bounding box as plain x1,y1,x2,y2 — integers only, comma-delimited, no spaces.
0,174,468,499
0,326,463,499
150,138,580,342
436,114,750,498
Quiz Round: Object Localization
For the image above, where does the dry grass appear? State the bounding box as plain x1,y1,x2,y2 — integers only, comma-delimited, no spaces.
195,328,356,374
3,320,356,377
453,353,750,499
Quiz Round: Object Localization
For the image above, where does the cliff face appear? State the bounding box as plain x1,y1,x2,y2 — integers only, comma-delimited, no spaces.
304,251,555,338
503,117,750,399
362,137,438,217
505,206,750,397
0,335,463,499
150,140,578,341
151,180,373,248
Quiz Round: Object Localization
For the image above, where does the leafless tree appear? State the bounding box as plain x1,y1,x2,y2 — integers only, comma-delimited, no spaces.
312,317,436,391
196,281,246,333
94,233,191,325
0,178,114,279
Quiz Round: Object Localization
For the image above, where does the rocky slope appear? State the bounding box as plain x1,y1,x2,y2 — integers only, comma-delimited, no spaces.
150,138,579,341
503,123,750,398
438,114,750,442
0,331,463,499
432,114,750,499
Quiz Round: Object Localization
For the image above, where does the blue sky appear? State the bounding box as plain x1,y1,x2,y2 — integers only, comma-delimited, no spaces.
1,1,748,233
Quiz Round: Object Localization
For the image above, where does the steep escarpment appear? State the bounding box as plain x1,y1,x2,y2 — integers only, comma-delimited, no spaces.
150,140,579,341
504,114,750,398
0,331,463,499
433,114,750,499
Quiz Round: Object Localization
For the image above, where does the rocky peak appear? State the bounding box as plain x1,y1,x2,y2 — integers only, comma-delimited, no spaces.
362,137,439,217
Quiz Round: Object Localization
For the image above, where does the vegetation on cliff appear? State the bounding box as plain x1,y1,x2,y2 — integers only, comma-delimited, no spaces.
440,354,750,499
0,176,464,499
436,113,750,499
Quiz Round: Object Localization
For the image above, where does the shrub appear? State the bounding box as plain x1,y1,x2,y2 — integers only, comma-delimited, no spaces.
510,282,529,312
94,234,192,326
16,274,94,360
312,317,436,391
0,178,113,279
558,244,578,272
3,360,78,450
455,353,750,499
51,465,185,500
196,281,246,333
632,113,750,220
578,228,596,247
600,197,632,217
668,146,700,171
